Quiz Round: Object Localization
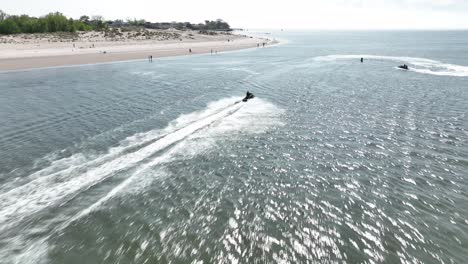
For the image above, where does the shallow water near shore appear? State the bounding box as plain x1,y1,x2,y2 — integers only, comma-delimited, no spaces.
0,31,468,263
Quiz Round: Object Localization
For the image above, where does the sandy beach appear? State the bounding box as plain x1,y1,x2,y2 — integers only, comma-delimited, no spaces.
0,29,272,71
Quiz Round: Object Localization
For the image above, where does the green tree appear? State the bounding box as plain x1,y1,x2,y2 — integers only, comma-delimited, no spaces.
175,22,185,30
44,12,69,32
127,18,145,26
34,18,49,33
0,10,7,21
0,10,234,35
9,15,37,33
74,20,89,31
68,18,76,32
79,15,90,22
91,15,106,29
0,19,20,34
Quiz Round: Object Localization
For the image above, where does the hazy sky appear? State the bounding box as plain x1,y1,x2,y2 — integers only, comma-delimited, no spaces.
2,0,468,29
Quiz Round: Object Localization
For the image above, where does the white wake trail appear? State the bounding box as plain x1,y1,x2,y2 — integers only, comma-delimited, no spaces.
69,97,284,222
68,101,244,222
0,98,242,232
1,97,284,264
314,54,468,77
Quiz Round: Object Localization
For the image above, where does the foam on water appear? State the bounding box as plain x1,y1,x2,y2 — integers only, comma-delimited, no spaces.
3,31,467,264
71,97,282,221
130,71,167,80
314,54,468,77
0,96,283,263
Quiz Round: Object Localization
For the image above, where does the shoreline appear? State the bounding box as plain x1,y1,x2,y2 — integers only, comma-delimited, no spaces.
0,32,274,71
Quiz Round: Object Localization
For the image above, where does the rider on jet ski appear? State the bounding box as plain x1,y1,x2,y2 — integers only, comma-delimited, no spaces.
242,91,255,102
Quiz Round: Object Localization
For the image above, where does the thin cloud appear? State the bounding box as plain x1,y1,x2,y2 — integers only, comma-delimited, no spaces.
1,0,468,29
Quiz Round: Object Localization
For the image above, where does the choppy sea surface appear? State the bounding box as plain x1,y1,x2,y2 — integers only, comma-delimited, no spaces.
0,31,467,264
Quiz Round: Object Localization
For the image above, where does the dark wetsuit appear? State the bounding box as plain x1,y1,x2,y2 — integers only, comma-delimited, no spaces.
243,91,255,102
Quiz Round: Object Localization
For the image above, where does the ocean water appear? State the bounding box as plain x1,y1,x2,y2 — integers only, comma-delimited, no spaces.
0,31,467,263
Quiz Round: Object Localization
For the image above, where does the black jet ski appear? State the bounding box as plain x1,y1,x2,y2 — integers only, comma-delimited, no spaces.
398,64,409,70
242,91,255,102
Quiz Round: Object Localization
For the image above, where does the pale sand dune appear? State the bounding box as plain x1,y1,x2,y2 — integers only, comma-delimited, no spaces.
0,29,272,71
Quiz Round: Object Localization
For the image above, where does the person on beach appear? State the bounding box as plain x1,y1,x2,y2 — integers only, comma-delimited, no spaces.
211,49,213,54
361,57,363,63
189,48,192,53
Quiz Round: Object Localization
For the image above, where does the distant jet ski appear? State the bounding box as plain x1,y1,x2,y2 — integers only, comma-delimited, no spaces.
398,64,409,70
242,91,255,102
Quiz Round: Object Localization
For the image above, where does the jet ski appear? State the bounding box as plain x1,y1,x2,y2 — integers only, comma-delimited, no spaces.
398,64,409,70
242,91,255,102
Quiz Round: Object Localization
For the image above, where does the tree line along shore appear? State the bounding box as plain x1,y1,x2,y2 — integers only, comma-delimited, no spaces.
0,10,232,35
